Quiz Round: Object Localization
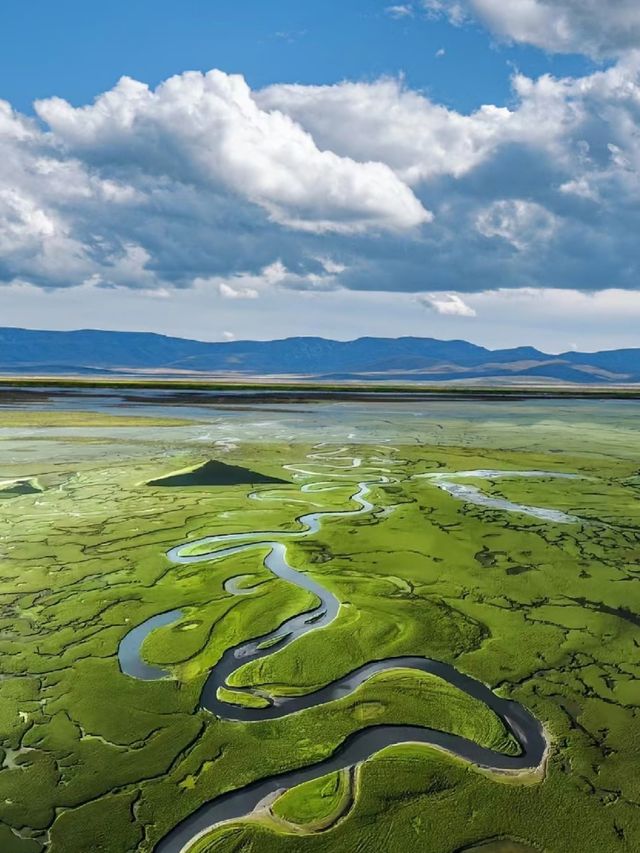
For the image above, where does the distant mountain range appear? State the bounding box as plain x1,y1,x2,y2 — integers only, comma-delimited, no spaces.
1,327,639,385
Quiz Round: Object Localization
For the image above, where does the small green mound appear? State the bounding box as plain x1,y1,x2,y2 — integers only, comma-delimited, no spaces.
272,768,352,829
148,460,288,487
216,686,271,710
0,478,42,498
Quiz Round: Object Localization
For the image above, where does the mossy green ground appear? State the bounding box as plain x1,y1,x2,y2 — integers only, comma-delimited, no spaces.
271,768,353,829
0,402,639,852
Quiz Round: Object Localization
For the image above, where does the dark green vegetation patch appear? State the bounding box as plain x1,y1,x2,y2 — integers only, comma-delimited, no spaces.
148,459,289,487
0,478,42,498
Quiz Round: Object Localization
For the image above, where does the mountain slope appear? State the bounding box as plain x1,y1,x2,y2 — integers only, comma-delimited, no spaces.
0,327,638,384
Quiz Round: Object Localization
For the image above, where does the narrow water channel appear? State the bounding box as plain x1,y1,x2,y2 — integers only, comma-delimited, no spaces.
119,456,573,852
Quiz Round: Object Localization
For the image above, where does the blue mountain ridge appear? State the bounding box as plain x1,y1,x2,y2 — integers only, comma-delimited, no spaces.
0,327,638,383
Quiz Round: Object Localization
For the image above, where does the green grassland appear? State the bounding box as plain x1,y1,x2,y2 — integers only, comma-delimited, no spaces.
0,403,639,852
0,410,200,428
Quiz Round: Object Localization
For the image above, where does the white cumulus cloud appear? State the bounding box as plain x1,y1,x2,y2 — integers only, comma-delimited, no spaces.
218,282,260,300
198,260,342,303
0,60,639,301
36,71,429,235
386,5,415,18
259,77,513,184
423,0,640,58
418,293,477,316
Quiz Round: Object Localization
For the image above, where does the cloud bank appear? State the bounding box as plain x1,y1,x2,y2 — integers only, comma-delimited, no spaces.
422,0,640,58
1,57,640,301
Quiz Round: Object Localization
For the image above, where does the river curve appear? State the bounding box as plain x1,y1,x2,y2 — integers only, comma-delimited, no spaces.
118,455,575,852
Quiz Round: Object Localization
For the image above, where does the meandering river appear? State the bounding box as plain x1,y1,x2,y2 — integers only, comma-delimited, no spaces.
119,452,577,853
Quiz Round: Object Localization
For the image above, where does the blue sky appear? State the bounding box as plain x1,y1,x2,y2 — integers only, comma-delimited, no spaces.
1,1,640,351
2,0,594,113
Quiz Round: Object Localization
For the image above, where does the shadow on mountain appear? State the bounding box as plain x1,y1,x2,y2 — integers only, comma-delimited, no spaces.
148,460,289,487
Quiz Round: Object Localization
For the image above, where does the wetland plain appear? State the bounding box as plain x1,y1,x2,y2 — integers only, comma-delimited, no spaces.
0,388,638,853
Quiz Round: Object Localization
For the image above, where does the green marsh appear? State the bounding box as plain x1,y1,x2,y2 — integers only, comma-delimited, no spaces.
0,395,638,853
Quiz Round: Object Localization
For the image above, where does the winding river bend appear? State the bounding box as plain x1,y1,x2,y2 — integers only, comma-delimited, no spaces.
118,453,577,853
